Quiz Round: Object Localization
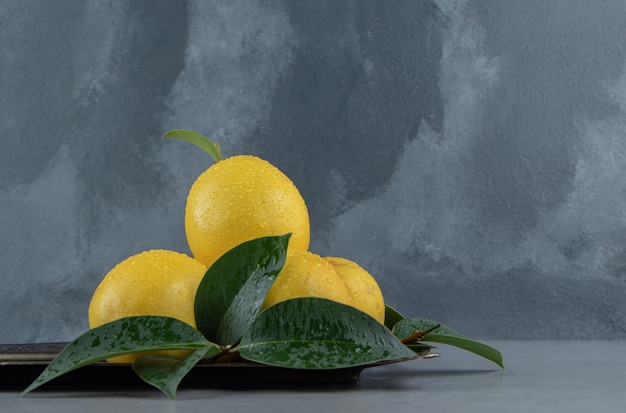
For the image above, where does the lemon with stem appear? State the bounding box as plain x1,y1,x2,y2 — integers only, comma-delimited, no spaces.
165,130,310,268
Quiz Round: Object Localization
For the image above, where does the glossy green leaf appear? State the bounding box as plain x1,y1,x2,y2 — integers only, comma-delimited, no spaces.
239,297,418,369
393,318,466,338
194,234,290,346
392,318,504,369
163,129,222,163
22,316,217,395
384,307,434,356
133,346,221,399
384,304,406,330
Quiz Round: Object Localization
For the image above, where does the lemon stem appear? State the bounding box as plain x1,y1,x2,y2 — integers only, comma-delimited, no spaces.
400,323,441,344
213,345,242,363
163,129,222,163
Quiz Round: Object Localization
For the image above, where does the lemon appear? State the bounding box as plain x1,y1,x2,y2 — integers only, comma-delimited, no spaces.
88,249,207,363
324,256,385,323
185,155,310,267
261,250,354,311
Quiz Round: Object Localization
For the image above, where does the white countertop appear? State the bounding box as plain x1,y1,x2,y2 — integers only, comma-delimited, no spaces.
2,341,625,412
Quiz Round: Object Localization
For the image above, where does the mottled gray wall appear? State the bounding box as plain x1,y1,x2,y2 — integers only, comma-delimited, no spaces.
2,0,626,343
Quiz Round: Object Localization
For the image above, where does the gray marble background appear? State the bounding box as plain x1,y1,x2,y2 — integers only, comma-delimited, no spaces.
2,0,626,343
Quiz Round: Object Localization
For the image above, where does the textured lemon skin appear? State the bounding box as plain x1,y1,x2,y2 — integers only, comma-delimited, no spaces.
261,250,354,311
88,249,207,363
324,256,385,323
185,155,310,268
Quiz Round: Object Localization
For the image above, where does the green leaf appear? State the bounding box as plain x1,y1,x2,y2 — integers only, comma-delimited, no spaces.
133,346,221,399
384,304,406,330
392,318,504,369
194,234,290,346
22,316,217,395
163,129,222,163
393,318,466,338
239,297,418,369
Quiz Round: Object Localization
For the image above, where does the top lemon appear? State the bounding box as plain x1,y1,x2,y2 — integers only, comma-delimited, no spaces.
185,155,310,267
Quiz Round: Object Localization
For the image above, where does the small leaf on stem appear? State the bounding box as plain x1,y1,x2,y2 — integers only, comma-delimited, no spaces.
392,318,504,369
163,129,222,163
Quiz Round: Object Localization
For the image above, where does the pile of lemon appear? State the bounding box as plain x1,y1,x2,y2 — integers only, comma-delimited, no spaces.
88,132,384,363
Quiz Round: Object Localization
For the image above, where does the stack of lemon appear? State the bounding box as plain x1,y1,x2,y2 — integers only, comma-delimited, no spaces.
88,133,384,362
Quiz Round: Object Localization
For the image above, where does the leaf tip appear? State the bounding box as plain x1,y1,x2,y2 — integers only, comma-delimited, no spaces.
162,129,222,163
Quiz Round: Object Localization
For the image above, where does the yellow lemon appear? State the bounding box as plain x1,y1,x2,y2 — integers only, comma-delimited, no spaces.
185,155,310,268
324,256,385,323
88,249,207,363
261,250,353,311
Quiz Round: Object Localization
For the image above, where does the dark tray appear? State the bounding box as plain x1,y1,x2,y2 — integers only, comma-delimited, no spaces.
0,342,406,390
